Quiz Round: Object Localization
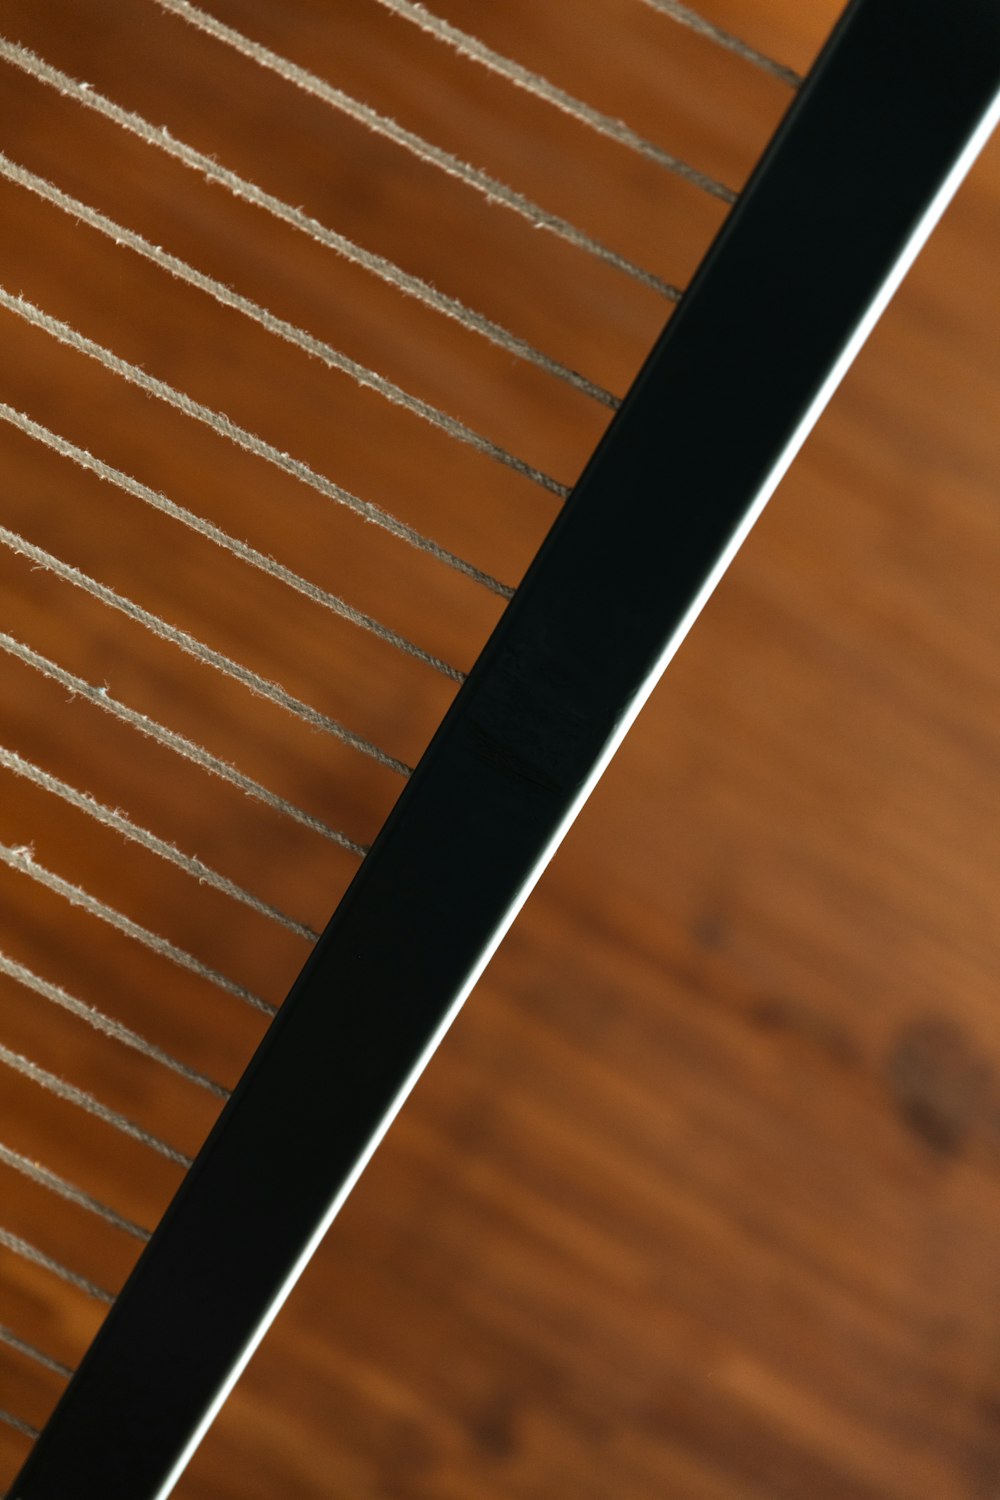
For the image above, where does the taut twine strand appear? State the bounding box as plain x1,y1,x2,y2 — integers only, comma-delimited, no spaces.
0,399,465,689
0,1324,73,1381
0,37,615,405
0,39,573,495
0,841,274,1016
0,631,367,855
0,1403,40,1440
372,0,736,203
0,155,518,598
0,1142,150,1242
152,0,682,298
0,1225,114,1305
0,948,230,1100
0,1042,191,1167
0,518,415,774
638,0,802,87
0,742,316,942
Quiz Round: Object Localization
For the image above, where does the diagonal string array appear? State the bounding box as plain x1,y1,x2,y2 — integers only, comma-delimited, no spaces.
0,154,516,601
0,632,367,855
638,0,802,88
0,61,616,412
373,0,736,203
0,5,730,1445
0,1325,73,1381
0,1142,150,1242
0,292,512,615
153,0,681,299
0,742,317,943
0,40,571,497
0,400,465,688
0,1226,114,1305
0,519,415,774
0,292,513,628
0,949,230,1101
0,1043,191,1167
0,842,273,1017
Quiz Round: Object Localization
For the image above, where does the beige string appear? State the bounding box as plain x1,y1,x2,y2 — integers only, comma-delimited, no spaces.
0,631,368,854
0,1142,150,1242
0,1324,73,1381
0,1225,114,1305
638,0,802,87
0,842,274,1016
152,0,682,299
0,520,416,774
372,0,736,202
0,1043,191,1167
0,742,316,942
0,400,466,688
0,948,230,1100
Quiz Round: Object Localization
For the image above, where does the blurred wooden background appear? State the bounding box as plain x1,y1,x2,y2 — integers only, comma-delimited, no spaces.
2,1,1000,1495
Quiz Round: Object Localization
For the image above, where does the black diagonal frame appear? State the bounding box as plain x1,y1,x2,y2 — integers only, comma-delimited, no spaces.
12,1,1000,1494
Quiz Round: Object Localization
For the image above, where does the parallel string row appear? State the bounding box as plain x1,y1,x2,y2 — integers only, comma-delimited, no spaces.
0,631,366,855
0,1226,113,1305
0,1043,191,1167
0,842,273,1017
0,57,615,412
638,0,802,87
372,0,735,203
0,3,697,1420
0,949,230,1101
0,1142,149,1242
0,742,316,943
0,518,414,775
0,155,514,601
153,0,681,298
0,399,464,691
0,39,570,497
11,310,504,656
0,289,512,630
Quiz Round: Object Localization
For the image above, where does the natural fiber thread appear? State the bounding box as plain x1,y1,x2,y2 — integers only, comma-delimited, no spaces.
0,1043,191,1167
0,159,518,599
0,519,415,775
0,631,367,855
0,1402,40,1440
0,289,512,624
0,1142,150,1242
638,0,802,88
0,41,571,495
0,57,615,410
0,948,230,1100
0,1324,73,1381
0,742,316,942
373,0,736,203
0,1225,114,1305
1,286,509,609
0,400,464,689
154,0,682,298
0,841,273,1016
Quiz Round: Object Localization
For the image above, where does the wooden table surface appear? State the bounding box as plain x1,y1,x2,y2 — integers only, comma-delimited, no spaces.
1,2,999,1496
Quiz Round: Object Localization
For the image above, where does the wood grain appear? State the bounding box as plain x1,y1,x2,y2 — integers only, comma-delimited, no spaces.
2,2,999,1496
